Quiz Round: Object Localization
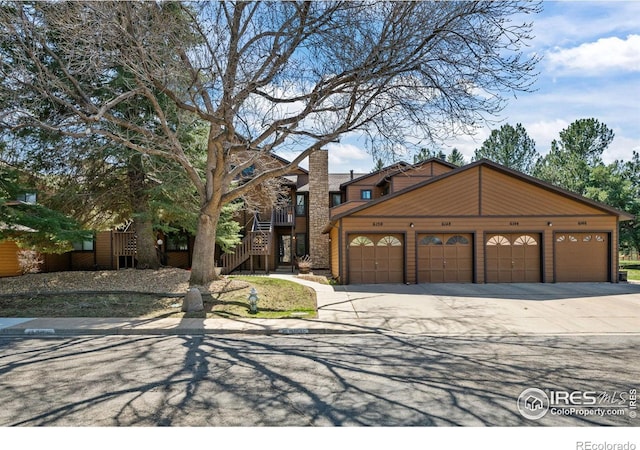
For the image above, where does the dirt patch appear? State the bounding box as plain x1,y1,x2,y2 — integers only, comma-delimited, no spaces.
0,268,248,295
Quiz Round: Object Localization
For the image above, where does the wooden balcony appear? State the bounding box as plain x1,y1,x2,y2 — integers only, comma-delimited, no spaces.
273,206,294,226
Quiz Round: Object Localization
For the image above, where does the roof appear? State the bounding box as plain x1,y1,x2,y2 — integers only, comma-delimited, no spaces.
339,162,410,189
297,173,367,192
374,158,458,187
328,158,635,223
0,222,36,232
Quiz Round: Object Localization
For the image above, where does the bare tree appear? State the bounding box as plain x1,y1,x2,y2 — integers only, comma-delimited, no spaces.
0,1,540,284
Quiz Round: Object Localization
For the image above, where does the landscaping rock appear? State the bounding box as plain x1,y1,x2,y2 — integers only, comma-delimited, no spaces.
182,287,203,312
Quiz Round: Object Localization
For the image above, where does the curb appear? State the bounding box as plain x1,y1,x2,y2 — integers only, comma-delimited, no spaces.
2,326,640,338
0,327,372,337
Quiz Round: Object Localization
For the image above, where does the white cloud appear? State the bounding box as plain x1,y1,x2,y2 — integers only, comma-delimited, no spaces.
526,119,570,154
603,135,640,164
547,34,640,74
326,142,372,173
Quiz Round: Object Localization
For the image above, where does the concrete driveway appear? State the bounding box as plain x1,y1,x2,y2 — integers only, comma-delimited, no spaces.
317,282,640,335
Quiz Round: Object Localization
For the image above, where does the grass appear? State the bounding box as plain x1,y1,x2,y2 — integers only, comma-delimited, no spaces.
619,260,640,282
0,276,317,319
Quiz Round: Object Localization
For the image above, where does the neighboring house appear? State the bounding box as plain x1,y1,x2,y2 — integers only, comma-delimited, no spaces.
0,149,633,283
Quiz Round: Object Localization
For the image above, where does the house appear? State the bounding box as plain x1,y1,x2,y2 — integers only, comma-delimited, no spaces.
1,149,633,283
323,153,633,284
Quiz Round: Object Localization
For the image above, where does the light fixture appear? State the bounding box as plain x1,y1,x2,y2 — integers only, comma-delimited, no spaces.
547,222,553,227
410,223,415,228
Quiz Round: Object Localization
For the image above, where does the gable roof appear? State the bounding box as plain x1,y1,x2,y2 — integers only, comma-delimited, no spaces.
373,158,458,187
329,159,634,222
339,161,410,189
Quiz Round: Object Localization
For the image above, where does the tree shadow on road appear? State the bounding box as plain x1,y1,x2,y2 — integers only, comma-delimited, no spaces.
0,334,637,426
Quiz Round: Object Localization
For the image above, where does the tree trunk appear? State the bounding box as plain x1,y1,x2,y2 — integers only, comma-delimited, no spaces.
128,154,159,270
189,211,220,285
135,217,159,270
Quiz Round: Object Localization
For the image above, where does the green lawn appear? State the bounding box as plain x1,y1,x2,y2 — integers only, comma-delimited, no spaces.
0,275,317,319
619,260,640,282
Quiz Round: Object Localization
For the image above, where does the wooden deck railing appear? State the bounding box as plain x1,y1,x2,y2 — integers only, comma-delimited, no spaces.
113,231,137,256
273,206,294,225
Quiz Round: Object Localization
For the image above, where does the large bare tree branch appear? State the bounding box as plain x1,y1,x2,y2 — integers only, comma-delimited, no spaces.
0,0,541,284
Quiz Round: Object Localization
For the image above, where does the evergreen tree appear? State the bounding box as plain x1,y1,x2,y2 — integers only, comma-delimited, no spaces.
473,123,538,174
534,118,614,194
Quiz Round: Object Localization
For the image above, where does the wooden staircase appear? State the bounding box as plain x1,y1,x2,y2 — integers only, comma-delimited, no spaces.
220,214,273,274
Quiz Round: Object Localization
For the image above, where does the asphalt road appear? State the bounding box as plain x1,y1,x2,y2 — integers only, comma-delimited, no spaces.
0,334,638,427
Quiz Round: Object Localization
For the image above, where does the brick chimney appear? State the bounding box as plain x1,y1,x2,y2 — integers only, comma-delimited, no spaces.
308,148,330,269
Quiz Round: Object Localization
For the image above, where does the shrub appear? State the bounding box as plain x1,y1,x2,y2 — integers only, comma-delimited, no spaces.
17,249,43,274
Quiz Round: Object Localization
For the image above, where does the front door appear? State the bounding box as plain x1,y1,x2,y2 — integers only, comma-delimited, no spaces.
279,234,292,265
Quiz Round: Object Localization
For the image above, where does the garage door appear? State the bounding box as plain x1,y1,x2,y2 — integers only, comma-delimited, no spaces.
348,234,404,284
417,233,473,283
485,234,541,283
555,233,609,282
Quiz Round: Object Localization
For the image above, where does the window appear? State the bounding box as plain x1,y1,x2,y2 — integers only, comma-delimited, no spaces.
295,233,306,257
514,235,537,246
72,239,95,251
331,193,342,207
377,236,402,246
350,236,374,246
486,235,510,246
446,235,470,245
360,189,372,200
241,165,255,178
166,234,189,251
16,192,37,204
295,193,306,216
419,236,443,245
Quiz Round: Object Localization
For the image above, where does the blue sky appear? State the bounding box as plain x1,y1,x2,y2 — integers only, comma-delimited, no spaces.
317,1,640,174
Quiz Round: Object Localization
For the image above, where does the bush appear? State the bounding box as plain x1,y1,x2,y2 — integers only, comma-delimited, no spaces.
17,249,43,274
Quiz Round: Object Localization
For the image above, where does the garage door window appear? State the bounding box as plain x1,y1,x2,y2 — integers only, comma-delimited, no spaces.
486,235,510,246
377,236,402,246
514,235,537,246
419,236,443,245
446,235,469,245
350,236,374,246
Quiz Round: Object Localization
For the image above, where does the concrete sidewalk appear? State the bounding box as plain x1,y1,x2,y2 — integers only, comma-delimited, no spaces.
1,276,639,336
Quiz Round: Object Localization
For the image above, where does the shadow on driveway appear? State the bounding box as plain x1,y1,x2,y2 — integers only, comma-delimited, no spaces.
334,282,640,300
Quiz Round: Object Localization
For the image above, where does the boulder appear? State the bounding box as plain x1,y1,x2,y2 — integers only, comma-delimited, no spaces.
182,287,204,312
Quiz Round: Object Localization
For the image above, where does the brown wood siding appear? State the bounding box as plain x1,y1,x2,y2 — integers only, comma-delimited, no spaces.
71,252,95,270
0,240,21,277
330,201,368,218
167,252,190,269
345,183,384,202
95,231,112,269
330,227,339,280
481,167,605,216
389,163,438,193
392,176,433,192
353,168,480,217
432,162,455,176
43,253,70,272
